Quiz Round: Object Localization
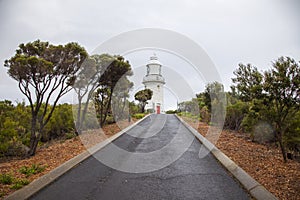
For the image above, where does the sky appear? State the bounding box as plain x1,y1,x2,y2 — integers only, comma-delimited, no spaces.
0,0,299,110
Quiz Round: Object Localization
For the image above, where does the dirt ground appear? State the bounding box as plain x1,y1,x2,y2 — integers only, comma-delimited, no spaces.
184,117,300,200
1,117,299,199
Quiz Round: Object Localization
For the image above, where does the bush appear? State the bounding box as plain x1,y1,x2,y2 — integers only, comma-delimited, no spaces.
105,115,116,124
0,101,31,157
42,104,75,141
0,173,14,185
65,132,76,140
224,101,249,131
284,111,300,155
19,164,46,177
200,106,210,123
132,113,145,119
10,179,30,189
166,110,177,114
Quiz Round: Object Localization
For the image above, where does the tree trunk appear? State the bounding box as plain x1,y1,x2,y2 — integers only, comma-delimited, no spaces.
27,114,42,156
101,88,113,126
277,131,287,162
75,97,82,136
27,115,38,156
28,134,39,156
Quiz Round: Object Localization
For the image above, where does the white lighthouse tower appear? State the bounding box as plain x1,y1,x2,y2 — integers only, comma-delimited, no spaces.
143,54,165,114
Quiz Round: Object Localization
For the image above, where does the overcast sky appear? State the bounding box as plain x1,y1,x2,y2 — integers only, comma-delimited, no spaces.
0,0,299,109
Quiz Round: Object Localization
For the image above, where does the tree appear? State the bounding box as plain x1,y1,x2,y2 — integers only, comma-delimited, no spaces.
264,56,300,162
231,56,300,162
134,89,153,113
232,63,263,101
111,77,133,120
202,82,225,112
224,100,249,131
178,98,199,116
203,82,226,126
73,55,103,134
4,40,87,156
93,54,133,126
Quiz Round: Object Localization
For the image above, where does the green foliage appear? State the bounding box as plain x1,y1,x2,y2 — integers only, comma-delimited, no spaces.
0,100,79,157
166,110,177,114
42,104,75,141
0,173,14,185
202,82,226,126
178,98,199,116
0,173,30,190
284,110,300,153
224,100,249,131
0,101,30,156
134,89,153,113
132,113,145,119
4,40,88,156
19,164,46,177
231,56,300,162
105,115,116,124
129,101,140,115
4,40,87,156
93,54,133,126
177,112,198,120
10,179,30,189
231,63,263,101
65,132,76,140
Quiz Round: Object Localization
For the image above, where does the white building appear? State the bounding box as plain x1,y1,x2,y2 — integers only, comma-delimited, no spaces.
142,54,165,114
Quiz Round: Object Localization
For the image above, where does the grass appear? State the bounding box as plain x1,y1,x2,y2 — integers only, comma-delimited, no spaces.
0,173,14,185
0,173,30,191
177,112,200,122
19,163,46,178
10,179,30,189
132,113,145,119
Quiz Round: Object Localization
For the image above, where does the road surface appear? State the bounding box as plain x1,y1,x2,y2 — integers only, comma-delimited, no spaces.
31,114,250,200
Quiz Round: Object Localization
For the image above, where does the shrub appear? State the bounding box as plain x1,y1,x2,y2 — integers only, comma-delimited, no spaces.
65,132,76,140
19,164,46,177
166,110,177,114
105,115,116,124
200,106,210,123
0,173,14,185
224,101,249,131
10,179,30,189
132,113,145,119
43,104,75,141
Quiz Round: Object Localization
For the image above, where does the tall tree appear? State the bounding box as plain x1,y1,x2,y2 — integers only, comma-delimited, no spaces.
94,54,133,126
73,55,104,134
232,63,263,101
264,56,300,162
203,82,226,126
134,89,153,113
111,77,133,120
4,40,87,156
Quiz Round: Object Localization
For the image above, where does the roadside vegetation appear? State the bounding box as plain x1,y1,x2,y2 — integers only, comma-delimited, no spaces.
1,40,299,199
176,56,300,200
0,162,46,194
178,56,300,162
1,40,138,158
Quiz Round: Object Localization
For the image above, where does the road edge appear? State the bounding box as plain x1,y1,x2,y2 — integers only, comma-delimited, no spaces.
175,114,278,200
4,115,151,200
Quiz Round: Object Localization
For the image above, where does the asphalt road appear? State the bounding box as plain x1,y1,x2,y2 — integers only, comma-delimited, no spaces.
31,114,250,200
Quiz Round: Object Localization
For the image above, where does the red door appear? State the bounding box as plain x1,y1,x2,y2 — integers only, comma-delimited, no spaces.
156,105,160,114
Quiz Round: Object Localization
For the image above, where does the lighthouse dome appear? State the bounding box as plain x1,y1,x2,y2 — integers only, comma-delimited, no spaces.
147,54,162,66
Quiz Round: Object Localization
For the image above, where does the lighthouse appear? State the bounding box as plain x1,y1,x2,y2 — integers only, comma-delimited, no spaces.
142,54,165,114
